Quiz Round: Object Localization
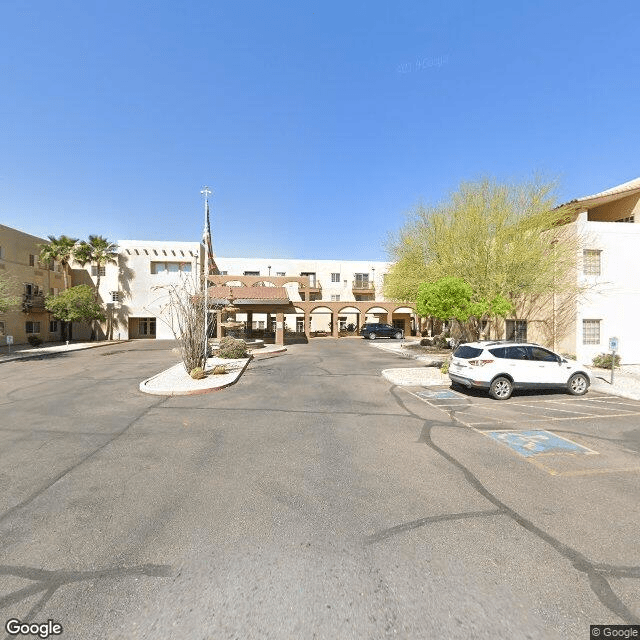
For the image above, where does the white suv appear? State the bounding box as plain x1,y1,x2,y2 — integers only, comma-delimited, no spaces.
448,341,590,400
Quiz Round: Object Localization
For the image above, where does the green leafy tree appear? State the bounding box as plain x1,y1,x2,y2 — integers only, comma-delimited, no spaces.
385,177,581,343
0,273,20,313
39,235,78,290
45,285,106,325
416,277,513,341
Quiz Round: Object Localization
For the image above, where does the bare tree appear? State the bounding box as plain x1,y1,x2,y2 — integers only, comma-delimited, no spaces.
152,275,220,374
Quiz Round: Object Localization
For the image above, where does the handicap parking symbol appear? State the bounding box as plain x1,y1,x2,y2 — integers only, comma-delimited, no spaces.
485,430,596,458
416,389,461,400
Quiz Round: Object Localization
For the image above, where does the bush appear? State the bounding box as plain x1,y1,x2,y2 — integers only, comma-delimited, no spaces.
440,360,450,374
592,353,621,369
212,364,227,375
420,337,434,346
434,334,450,349
27,335,43,347
218,337,248,359
190,367,206,379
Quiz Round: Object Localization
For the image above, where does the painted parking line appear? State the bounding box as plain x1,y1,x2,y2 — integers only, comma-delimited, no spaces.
402,388,640,476
483,429,598,458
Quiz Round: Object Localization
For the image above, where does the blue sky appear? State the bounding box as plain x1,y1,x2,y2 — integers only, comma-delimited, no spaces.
1,0,638,260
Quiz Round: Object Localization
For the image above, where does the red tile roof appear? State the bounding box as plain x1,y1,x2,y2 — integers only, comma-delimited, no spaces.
207,286,291,301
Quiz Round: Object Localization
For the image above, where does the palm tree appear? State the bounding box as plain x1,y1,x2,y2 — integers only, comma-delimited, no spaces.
39,235,78,290
74,236,118,340
74,235,119,297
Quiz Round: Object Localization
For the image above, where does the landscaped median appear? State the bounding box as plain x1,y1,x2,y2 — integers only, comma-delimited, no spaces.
139,344,287,396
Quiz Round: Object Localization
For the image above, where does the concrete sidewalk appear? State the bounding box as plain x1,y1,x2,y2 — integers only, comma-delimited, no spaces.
0,339,128,363
370,338,640,400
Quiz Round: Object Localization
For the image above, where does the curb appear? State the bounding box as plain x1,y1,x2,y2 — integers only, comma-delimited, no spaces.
139,356,253,396
0,340,130,363
251,347,287,360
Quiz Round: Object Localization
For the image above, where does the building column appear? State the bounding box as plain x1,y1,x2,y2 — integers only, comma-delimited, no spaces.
216,310,223,339
275,312,284,345
246,311,253,338
331,311,339,337
304,310,311,340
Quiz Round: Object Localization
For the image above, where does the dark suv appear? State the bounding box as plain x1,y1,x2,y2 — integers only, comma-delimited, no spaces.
360,323,404,340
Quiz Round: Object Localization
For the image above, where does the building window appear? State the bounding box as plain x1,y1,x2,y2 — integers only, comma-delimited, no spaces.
331,294,340,301
276,271,286,277
331,273,340,283
24,283,39,296
151,262,192,274
296,318,304,333
583,250,601,276
583,319,601,345
111,291,122,302
615,216,634,223
505,319,527,342
0,321,5,335
243,271,260,276
0,246,4,259
91,265,106,277
49,320,59,333
219,271,228,275
138,317,156,336
25,321,41,334
29,254,36,266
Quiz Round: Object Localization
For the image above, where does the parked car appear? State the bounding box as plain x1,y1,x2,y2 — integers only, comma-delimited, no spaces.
448,341,590,400
360,323,404,340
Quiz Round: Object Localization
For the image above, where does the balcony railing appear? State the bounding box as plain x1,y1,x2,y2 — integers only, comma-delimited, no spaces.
352,280,375,290
22,294,46,312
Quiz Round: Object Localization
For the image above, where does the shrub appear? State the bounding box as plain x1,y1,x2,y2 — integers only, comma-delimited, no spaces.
27,335,43,347
420,337,434,346
190,367,206,380
218,337,248,359
212,364,227,375
440,360,450,374
434,334,450,349
592,353,621,369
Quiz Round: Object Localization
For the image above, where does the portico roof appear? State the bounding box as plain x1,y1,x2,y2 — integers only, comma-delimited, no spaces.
207,285,291,305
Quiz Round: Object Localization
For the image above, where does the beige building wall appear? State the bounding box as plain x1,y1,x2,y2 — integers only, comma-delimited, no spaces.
0,225,66,345
586,192,640,222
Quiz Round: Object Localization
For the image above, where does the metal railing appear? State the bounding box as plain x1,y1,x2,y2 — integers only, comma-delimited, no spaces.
352,280,375,290
22,294,46,311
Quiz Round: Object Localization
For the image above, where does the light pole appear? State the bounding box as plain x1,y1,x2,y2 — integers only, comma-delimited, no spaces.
201,185,212,366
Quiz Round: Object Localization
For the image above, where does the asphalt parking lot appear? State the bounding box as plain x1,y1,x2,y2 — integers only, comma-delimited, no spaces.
407,386,640,476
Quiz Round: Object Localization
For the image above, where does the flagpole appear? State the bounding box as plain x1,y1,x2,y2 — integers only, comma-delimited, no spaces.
201,186,212,367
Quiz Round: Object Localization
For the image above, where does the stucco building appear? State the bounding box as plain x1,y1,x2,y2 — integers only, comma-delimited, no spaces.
556,177,640,364
0,225,66,345
89,244,415,343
